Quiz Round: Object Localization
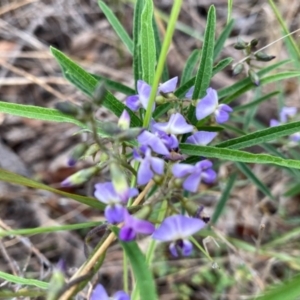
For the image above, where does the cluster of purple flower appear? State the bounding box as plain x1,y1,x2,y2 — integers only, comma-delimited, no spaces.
93,77,232,256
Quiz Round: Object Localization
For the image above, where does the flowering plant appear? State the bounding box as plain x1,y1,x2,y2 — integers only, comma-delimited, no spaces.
0,0,300,299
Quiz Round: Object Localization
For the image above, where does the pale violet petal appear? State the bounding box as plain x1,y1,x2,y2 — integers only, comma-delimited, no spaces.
196,88,218,120
126,95,140,111
158,76,178,94
172,163,194,178
186,131,217,145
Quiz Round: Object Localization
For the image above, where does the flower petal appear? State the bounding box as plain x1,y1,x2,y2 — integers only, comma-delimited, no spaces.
158,76,178,94
172,163,194,178
202,169,217,184
153,215,206,241
137,80,152,110
186,131,217,145
105,205,124,224
137,131,169,155
126,95,140,111
270,119,280,127
137,159,153,185
119,226,136,241
185,86,194,99
154,113,193,135
169,242,179,257
114,291,130,300
196,88,218,120
94,182,119,204
215,104,232,124
150,156,165,175
118,110,130,130
90,284,109,300
280,106,297,123
181,239,193,256
183,172,202,192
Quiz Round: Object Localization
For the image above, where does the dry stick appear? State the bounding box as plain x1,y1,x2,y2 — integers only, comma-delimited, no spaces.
0,58,75,102
0,239,19,276
0,0,38,17
0,218,51,269
0,77,68,86
58,180,154,300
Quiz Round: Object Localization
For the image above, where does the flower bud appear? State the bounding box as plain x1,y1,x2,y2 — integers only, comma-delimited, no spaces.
118,110,131,130
68,143,88,166
173,178,184,188
255,52,276,62
232,63,244,76
46,263,65,300
55,101,80,117
250,39,259,47
234,37,247,50
93,81,107,106
134,205,152,220
153,174,164,185
248,69,260,86
110,162,128,199
61,166,99,186
116,128,143,142
101,122,123,135
155,95,166,105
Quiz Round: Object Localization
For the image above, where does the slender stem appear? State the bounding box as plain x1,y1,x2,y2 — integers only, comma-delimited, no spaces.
190,236,214,262
143,0,183,128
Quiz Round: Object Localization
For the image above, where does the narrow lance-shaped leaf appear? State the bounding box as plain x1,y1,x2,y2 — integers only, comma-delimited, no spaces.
110,227,158,300
140,0,156,84
133,0,144,87
192,5,216,99
179,144,300,170
216,120,300,150
98,1,133,54
0,168,105,210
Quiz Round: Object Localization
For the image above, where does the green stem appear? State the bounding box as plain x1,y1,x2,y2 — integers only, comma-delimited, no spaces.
143,0,183,128
190,236,214,262
123,251,129,293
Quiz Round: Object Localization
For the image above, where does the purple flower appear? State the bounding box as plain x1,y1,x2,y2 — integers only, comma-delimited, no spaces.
134,147,165,185
152,215,206,257
119,209,155,241
270,119,280,127
126,77,178,111
94,182,138,224
153,113,193,135
118,110,130,130
126,80,151,111
186,131,217,145
280,106,297,123
195,88,232,124
91,284,130,300
185,86,194,99
137,130,170,155
290,132,300,142
172,160,216,192
158,76,178,94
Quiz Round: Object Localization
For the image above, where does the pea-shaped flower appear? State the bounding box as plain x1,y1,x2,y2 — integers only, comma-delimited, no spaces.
90,284,130,300
152,215,206,257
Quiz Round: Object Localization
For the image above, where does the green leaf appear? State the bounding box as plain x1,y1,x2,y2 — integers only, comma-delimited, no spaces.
216,120,300,150
233,91,280,112
98,1,133,54
211,173,236,224
0,101,84,126
140,0,156,84
0,221,101,237
111,227,157,300
254,273,300,300
0,168,105,210
50,47,142,126
192,5,216,99
133,0,144,86
218,59,292,99
284,182,300,197
0,271,48,289
235,162,275,200
179,144,300,169
212,57,233,76
181,49,200,85
90,73,135,95
175,57,233,99
222,72,300,104
214,19,234,60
